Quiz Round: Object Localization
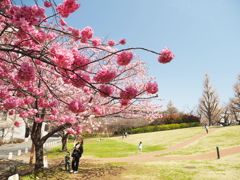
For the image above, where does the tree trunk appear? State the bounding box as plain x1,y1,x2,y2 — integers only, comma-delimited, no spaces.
34,143,44,175
61,133,69,152
29,142,35,165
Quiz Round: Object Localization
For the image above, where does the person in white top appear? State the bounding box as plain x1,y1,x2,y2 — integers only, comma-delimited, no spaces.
138,141,143,153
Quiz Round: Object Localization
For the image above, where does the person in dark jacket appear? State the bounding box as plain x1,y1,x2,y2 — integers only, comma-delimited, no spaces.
70,139,83,173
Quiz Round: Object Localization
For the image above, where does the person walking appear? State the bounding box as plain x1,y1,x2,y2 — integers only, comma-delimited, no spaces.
205,124,209,134
70,139,84,174
138,141,143,153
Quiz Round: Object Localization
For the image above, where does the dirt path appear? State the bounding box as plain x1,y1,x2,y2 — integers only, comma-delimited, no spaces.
82,127,240,163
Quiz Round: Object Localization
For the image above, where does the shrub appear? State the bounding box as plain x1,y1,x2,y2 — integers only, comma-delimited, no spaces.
127,122,200,134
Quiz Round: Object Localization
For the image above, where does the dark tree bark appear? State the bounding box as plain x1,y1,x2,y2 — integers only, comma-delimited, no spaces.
61,133,69,152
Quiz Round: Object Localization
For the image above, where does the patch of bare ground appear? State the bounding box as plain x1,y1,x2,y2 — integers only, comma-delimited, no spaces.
0,160,126,180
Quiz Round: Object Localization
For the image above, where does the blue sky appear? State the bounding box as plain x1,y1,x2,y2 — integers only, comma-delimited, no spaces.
24,0,240,112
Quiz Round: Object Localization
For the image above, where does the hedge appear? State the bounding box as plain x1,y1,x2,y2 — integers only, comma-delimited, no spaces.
127,122,200,134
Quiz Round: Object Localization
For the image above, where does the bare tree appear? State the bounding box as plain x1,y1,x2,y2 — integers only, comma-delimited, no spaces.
163,100,178,116
198,74,221,126
229,74,240,124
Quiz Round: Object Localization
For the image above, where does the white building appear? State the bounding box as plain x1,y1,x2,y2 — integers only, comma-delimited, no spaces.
0,111,49,143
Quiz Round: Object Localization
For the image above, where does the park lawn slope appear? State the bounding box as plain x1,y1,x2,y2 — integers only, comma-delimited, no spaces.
157,125,240,157
83,127,207,158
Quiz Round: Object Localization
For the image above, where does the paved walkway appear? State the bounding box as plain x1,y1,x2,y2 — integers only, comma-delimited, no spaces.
82,127,240,163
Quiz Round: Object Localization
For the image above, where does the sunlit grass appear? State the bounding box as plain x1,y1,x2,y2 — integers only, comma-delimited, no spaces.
83,127,206,158
46,126,225,158
157,126,240,156
36,126,240,180
121,153,240,180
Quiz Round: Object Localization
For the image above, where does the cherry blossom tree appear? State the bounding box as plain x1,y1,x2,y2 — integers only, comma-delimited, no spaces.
0,0,174,175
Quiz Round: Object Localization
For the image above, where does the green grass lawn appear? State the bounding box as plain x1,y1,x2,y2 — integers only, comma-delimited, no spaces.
39,125,240,180
83,127,206,158
157,125,240,156
121,153,240,180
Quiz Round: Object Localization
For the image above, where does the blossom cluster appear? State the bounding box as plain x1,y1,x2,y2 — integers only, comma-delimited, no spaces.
92,37,102,47
158,47,175,64
116,51,134,66
71,72,90,88
99,84,114,97
91,105,105,115
68,100,86,113
50,45,74,69
146,82,158,94
7,5,46,27
14,121,21,127
81,26,94,43
72,50,90,71
56,0,81,18
17,63,35,82
120,86,138,100
67,128,76,134
93,68,116,83
59,116,76,124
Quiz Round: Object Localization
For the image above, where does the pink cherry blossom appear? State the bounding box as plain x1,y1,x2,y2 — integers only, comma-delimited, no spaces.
59,116,66,122
91,105,105,115
47,32,57,40
67,128,76,135
50,45,74,69
99,84,114,97
83,86,91,95
158,47,175,64
68,100,86,113
76,128,82,134
92,37,102,47
35,118,43,123
120,99,131,106
14,121,21,127
0,89,10,99
49,115,57,120
3,97,18,109
0,0,11,8
120,86,138,100
17,62,35,81
44,1,52,8
59,18,67,26
81,26,94,40
71,72,90,88
119,39,126,45
28,109,38,116
39,98,49,108
24,96,36,104
108,40,116,46
146,82,158,94
76,124,82,134
65,117,76,124
49,101,58,108
72,50,90,70
9,110,15,115
51,110,57,115
56,0,81,18
20,111,28,118
86,129,91,133
93,68,116,83
71,28,81,40
7,5,46,27
116,51,133,66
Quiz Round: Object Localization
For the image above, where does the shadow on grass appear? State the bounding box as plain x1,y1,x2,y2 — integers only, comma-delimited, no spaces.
0,159,125,180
